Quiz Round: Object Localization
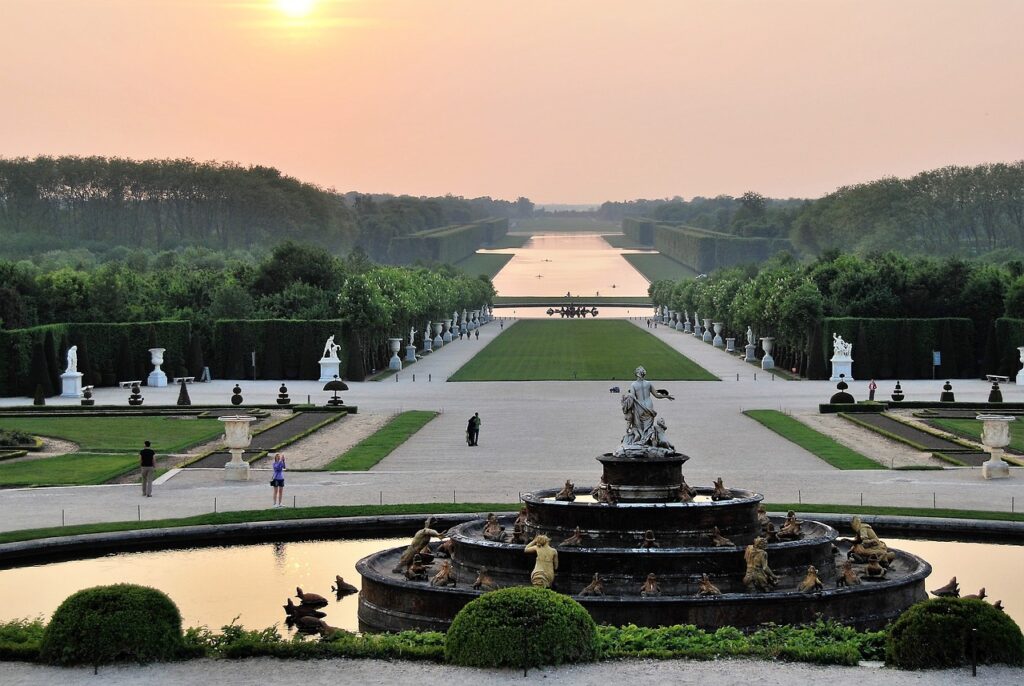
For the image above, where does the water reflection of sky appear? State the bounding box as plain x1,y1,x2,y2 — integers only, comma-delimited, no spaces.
487,234,656,298
0,538,1018,633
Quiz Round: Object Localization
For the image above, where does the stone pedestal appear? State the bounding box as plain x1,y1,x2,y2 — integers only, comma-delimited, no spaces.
60,372,84,398
220,415,255,481
683,318,692,333
405,345,417,363
760,337,775,370
442,322,453,344
830,357,853,382
423,337,433,353
702,318,713,343
1017,347,1024,384
744,342,756,362
319,358,341,382
979,414,1014,480
433,322,444,348
712,322,724,348
147,348,167,388
388,338,403,371
725,337,736,353
693,316,703,339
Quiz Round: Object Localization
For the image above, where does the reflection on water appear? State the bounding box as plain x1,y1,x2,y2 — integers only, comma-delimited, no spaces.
492,307,651,319
487,234,654,297
0,537,1018,632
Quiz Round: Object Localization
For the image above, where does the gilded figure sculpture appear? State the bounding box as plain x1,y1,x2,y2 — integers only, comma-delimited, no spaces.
392,517,441,573
560,526,585,547
797,565,823,593
678,477,696,503
848,516,895,565
430,560,457,587
742,537,777,592
525,534,559,588
777,511,802,540
696,573,721,597
404,554,429,581
555,479,576,502
579,573,605,597
863,554,886,579
837,560,861,587
640,573,661,597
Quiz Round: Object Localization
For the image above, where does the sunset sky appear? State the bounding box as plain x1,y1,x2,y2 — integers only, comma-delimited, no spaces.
2,0,1023,203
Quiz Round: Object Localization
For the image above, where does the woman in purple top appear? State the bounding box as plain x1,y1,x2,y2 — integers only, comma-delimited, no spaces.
271,453,286,508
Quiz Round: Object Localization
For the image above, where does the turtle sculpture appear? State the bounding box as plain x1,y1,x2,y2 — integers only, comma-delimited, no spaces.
293,615,341,636
798,565,823,593
696,573,721,597
430,560,457,587
836,560,861,587
930,576,959,598
708,526,734,547
560,526,585,547
283,598,325,618
332,575,358,596
963,587,987,601
579,573,604,597
295,587,329,608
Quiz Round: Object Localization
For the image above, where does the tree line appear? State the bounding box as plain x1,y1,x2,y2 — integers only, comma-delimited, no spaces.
600,161,1024,258
0,156,532,263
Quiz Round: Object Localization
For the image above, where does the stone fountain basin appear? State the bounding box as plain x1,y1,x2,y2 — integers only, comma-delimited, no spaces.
446,516,839,592
356,543,930,633
521,487,764,545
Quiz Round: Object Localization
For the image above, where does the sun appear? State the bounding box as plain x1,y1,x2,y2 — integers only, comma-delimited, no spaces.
275,0,316,18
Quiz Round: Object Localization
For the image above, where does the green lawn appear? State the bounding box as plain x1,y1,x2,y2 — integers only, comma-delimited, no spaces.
449,320,716,381
0,453,140,487
601,234,646,249
927,417,1024,463
744,410,886,470
455,253,513,279
485,234,530,249
622,253,699,282
0,416,224,453
323,411,438,471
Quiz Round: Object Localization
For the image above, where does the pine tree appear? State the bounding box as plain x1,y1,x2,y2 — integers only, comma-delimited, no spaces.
176,380,192,406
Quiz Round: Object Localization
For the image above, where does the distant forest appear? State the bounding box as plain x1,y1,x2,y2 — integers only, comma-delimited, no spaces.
599,162,1024,259
0,156,533,263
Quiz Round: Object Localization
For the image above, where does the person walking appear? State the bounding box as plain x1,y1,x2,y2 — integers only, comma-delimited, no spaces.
868,379,877,401
470,412,481,446
466,416,475,446
474,328,479,340
270,453,286,508
139,440,156,497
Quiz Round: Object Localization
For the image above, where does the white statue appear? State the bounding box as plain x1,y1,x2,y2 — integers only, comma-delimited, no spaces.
66,345,78,374
322,335,340,360
746,326,755,346
615,366,675,458
832,333,853,358
409,326,417,347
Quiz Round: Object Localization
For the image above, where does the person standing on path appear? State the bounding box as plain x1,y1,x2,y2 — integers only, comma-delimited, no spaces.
271,453,286,508
470,412,481,446
139,440,156,497
466,416,475,446
474,328,479,340
868,379,877,401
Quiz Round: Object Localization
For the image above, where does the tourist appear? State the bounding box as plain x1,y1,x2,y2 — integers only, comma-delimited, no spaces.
470,412,481,446
139,440,156,497
474,329,479,340
271,453,286,508
466,416,475,446
500,320,504,330
868,379,877,401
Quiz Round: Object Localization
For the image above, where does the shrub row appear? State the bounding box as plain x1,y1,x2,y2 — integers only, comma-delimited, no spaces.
389,218,508,264
650,223,791,273
211,319,348,381
820,317,975,380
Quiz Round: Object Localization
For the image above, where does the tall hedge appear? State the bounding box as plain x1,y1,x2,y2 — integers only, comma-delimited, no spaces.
817,318,975,380
0,321,190,396
650,223,792,273
210,319,347,381
991,318,1024,379
389,218,508,265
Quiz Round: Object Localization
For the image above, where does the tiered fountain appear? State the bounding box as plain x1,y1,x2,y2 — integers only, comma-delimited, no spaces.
357,367,931,632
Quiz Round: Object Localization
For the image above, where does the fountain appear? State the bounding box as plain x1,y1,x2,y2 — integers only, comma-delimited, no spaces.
356,366,931,632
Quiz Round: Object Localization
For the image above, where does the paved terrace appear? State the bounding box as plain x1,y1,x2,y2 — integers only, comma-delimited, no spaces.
1,318,1022,532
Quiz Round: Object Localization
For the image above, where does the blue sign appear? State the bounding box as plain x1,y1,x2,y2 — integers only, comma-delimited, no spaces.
932,351,941,366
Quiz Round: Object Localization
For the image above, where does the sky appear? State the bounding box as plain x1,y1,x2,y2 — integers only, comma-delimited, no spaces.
2,0,1023,203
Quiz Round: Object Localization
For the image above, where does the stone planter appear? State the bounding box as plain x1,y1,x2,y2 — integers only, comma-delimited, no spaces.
760,337,775,370
220,415,256,481
712,322,724,348
388,337,403,371
978,414,1014,479
147,347,167,388
702,318,713,343
433,321,444,348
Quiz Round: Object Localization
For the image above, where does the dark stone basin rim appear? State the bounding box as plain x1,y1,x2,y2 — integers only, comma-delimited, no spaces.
0,512,1019,570
522,486,764,506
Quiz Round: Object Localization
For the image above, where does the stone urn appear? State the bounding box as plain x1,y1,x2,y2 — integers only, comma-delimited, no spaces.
220,415,256,481
432,321,444,348
388,337,403,371
712,322,724,348
147,347,168,388
443,319,454,344
978,414,1014,479
702,318,713,343
760,337,775,370
693,313,703,338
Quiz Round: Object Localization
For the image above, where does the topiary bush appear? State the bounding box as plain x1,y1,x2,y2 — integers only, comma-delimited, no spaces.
886,598,1024,669
445,586,599,667
39,584,185,669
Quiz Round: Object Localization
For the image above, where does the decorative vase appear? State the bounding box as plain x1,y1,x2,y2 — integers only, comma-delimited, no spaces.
978,414,1014,479
220,415,256,481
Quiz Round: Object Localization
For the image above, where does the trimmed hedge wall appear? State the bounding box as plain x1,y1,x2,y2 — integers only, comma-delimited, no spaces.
625,221,792,273
211,319,348,381
990,318,1024,379
818,318,975,381
622,217,655,245
0,322,191,397
389,218,508,265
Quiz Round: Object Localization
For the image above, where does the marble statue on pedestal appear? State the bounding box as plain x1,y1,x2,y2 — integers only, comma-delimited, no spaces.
60,345,83,398
318,335,342,382
829,332,854,382
615,366,676,458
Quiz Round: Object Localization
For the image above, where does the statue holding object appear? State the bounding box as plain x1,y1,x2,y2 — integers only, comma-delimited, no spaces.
615,366,676,458
322,335,340,360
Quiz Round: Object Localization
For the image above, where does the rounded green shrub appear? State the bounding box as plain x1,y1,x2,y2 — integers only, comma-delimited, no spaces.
445,586,599,667
40,584,185,667
886,598,1024,669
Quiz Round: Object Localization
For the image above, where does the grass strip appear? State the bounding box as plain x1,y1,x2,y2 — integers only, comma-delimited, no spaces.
0,453,140,487
323,411,438,471
840,413,977,452
621,253,698,282
744,410,886,470
455,253,514,279
0,416,225,453
763,502,1024,522
450,319,716,381
928,418,1024,464
0,502,517,545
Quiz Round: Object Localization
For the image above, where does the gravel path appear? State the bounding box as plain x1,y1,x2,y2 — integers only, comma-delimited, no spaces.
3,657,1021,685
274,411,395,470
795,412,938,469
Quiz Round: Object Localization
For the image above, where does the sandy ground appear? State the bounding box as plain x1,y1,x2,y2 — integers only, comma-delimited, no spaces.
264,411,396,470
0,437,79,464
2,657,1021,685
